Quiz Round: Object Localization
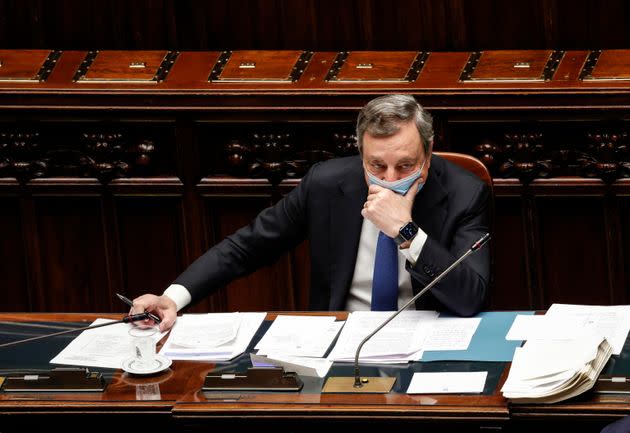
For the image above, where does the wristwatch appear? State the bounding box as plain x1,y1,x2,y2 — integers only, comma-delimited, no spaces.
394,221,419,247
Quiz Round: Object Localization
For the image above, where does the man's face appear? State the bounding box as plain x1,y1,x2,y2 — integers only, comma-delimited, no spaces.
362,120,431,184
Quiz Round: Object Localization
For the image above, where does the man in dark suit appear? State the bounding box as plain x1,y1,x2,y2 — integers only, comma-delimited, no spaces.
132,94,490,331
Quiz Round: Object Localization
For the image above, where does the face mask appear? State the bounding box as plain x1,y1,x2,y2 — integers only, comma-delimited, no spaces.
366,159,426,195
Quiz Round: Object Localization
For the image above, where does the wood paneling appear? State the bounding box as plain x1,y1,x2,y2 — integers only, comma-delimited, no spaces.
116,197,184,302
206,197,297,312
34,197,109,311
491,197,531,310
1,1,629,51
0,196,29,311
537,197,611,306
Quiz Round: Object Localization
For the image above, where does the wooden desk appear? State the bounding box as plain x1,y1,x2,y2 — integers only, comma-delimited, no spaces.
0,313,628,432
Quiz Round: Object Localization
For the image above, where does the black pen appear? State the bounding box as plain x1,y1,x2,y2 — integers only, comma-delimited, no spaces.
115,293,162,325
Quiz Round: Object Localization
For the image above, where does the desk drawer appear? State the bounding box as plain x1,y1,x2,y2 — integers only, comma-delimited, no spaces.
73,50,178,83
209,50,313,83
580,49,630,80
0,50,61,82
460,50,563,82
325,51,427,82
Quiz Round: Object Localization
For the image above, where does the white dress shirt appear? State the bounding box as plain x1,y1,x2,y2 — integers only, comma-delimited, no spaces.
345,218,426,310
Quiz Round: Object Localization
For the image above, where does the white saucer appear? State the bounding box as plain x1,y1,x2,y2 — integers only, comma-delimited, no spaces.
122,354,172,375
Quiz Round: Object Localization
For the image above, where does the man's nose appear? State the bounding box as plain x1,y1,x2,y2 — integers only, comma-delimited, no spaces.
383,168,399,182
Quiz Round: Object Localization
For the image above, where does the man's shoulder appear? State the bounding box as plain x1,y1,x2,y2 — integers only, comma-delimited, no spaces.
307,155,362,183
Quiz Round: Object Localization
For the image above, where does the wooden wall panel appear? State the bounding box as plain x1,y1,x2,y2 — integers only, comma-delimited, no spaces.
1,0,629,51
489,196,531,310
207,197,297,312
33,197,109,311
620,198,630,304
537,197,611,307
116,197,184,303
0,197,29,311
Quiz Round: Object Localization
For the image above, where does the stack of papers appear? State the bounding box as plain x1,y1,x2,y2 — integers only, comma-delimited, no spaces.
327,311,438,363
501,336,613,403
251,353,333,378
159,312,265,361
251,315,344,377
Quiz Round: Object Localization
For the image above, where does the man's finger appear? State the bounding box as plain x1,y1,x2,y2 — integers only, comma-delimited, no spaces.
368,184,385,194
405,178,421,200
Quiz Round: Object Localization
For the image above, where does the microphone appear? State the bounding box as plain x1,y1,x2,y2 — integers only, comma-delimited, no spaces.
0,313,150,349
323,233,491,393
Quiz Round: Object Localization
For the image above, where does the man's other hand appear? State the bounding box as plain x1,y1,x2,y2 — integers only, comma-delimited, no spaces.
130,294,178,332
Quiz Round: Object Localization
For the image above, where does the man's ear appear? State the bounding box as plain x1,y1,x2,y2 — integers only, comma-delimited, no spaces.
424,140,433,173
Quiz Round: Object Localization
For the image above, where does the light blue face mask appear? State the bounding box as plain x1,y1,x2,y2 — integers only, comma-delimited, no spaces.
366,159,426,195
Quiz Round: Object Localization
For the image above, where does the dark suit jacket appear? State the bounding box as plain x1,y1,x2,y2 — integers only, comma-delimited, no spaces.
175,154,490,316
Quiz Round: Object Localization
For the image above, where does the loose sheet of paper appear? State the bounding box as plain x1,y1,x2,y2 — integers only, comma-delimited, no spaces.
407,371,487,394
422,317,481,351
327,310,438,363
505,314,547,341
255,315,343,357
545,304,630,355
50,318,167,369
506,304,630,355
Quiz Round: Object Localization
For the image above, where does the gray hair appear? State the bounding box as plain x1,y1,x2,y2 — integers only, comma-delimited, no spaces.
356,94,434,154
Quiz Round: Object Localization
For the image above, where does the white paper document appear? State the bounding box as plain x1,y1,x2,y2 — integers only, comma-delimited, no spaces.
407,371,488,394
327,310,438,363
160,312,266,361
422,317,481,351
255,315,343,357
505,304,630,355
250,353,333,378
50,318,167,369
505,314,548,341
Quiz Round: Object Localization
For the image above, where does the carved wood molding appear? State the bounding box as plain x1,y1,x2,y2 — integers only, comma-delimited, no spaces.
0,131,155,183
224,133,348,186
475,130,630,184
223,128,630,185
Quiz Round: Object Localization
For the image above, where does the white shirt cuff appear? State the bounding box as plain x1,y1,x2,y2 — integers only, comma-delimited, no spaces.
401,228,428,266
163,284,192,312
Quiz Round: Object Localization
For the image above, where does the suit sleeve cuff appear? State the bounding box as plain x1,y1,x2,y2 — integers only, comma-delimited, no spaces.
401,228,427,266
163,284,192,312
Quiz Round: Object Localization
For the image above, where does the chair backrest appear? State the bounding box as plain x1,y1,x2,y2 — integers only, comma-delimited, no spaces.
434,151,493,187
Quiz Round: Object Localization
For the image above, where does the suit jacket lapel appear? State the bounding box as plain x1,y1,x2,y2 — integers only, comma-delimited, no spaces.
328,159,366,310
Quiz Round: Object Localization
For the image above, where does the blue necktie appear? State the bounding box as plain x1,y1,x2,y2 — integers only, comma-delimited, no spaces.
371,231,399,311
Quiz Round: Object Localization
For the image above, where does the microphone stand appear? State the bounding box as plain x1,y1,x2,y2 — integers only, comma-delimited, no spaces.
323,233,490,393
0,313,150,349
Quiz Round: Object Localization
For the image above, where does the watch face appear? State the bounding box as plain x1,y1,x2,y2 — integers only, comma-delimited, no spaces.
400,222,418,240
